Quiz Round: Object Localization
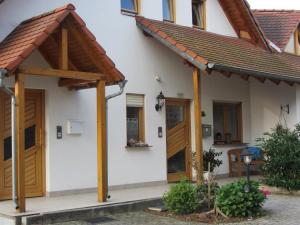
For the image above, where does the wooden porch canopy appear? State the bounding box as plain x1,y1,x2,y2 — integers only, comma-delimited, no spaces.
0,4,125,212
136,16,300,184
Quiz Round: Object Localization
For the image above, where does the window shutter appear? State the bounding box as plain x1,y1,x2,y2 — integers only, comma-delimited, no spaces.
126,95,144,107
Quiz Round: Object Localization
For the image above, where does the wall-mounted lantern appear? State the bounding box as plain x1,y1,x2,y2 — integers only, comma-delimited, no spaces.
155,91,165,111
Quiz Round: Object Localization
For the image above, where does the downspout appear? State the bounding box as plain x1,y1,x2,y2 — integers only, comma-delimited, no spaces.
0,69,19,209
105,79,128,199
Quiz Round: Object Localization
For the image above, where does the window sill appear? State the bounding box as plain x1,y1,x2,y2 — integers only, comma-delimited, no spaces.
125,144,152,149
121,10,138,17
213,143,249,148
193,25,205,30
163,19,175,24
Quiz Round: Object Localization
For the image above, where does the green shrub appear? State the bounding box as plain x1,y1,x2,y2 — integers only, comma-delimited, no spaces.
257,124,300,191
163,180,200,215
216,180,266,217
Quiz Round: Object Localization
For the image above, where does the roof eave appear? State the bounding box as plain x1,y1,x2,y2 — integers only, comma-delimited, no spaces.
209,63,300,83
136,22,207,71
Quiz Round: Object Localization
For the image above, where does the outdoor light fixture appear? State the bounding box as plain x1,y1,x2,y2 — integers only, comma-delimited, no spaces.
242,152,253,193
280,104,290,114
155,91,165,111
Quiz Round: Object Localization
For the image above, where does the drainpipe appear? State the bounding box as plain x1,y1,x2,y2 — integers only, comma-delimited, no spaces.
0,69,19,209
105,80,128,199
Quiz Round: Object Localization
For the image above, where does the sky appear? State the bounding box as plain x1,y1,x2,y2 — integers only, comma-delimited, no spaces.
247,0,300,10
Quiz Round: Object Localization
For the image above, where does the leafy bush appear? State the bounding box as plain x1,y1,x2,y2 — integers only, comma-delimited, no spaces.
216,180,266,217
196,182,219,209
163,180,200,215
257,124,300,191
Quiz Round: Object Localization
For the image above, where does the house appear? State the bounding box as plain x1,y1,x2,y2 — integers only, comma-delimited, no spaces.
1,0,300,213
253,9,300,54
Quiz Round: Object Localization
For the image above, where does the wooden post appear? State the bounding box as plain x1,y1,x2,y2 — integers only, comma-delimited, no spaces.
193,67,204,184
15,73,26,212
96,80,107,202
60,27,68,70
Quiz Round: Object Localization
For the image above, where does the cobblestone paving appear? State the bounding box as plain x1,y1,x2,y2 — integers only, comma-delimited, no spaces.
55,194,300,225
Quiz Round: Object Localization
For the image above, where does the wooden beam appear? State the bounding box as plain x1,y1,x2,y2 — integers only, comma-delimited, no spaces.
39,34,78,70
294,29,299,56
96,80,107,202
19,67,106,81
65,20,115,83
255,76,266,83
193,67,204,184
15,73,26,212
269,78,281,85
285,80,294,87
58,78,94,87
240,30,251,40
221,71,232,78
240,74,249,81
59,27,68,70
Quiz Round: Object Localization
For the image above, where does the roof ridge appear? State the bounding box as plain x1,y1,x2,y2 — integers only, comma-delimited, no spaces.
21,3,75,25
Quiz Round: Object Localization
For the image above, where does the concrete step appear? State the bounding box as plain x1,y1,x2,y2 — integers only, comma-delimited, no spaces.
21,198,162,225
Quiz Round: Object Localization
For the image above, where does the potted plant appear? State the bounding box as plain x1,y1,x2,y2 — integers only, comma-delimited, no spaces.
203,148,222,180
192,148,223,181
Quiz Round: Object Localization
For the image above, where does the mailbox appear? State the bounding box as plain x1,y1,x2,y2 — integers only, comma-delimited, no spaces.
67,120,83,135
202,124,212,138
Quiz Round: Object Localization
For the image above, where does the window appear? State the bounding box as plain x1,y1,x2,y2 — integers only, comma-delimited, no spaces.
163,0,175,22
126,94,145,145
213,102,242,145
121,0,139,15
192,0,206,29
3,125,36,161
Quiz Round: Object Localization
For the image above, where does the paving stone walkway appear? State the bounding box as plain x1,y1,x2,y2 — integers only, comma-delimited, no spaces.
55,194,300,225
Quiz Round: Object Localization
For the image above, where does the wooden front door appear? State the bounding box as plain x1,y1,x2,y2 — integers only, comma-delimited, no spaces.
166,98,191,182
0,89,45,200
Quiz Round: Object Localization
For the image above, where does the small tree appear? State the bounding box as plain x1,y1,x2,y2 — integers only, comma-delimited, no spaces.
257,124,300,191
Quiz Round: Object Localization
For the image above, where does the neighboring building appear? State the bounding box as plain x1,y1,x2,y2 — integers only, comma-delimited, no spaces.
0,0,300,207
254,10,300,54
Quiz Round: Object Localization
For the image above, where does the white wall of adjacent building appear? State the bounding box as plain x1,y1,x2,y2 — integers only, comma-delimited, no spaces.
0,0,297,194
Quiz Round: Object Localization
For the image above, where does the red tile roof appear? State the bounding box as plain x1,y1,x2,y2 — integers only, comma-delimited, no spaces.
0,4,124,84
136,17,300,82
253,10,300,49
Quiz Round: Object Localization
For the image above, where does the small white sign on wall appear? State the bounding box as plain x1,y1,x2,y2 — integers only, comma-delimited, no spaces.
67,119,83,135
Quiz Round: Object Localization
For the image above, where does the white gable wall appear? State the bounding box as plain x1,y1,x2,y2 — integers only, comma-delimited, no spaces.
206,0,238,37
285,34,295,54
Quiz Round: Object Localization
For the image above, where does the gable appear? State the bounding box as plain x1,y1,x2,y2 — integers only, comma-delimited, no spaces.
0,4,124,84
218,0,270,50
253,10,300,50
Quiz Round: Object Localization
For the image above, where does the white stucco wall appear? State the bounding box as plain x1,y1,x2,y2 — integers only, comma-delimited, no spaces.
249,79,297,144
285,34,295,54
206,0,238,37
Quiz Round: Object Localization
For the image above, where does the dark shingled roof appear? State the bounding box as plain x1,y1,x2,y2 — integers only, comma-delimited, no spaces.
253,10,300,50
136,17,300,82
